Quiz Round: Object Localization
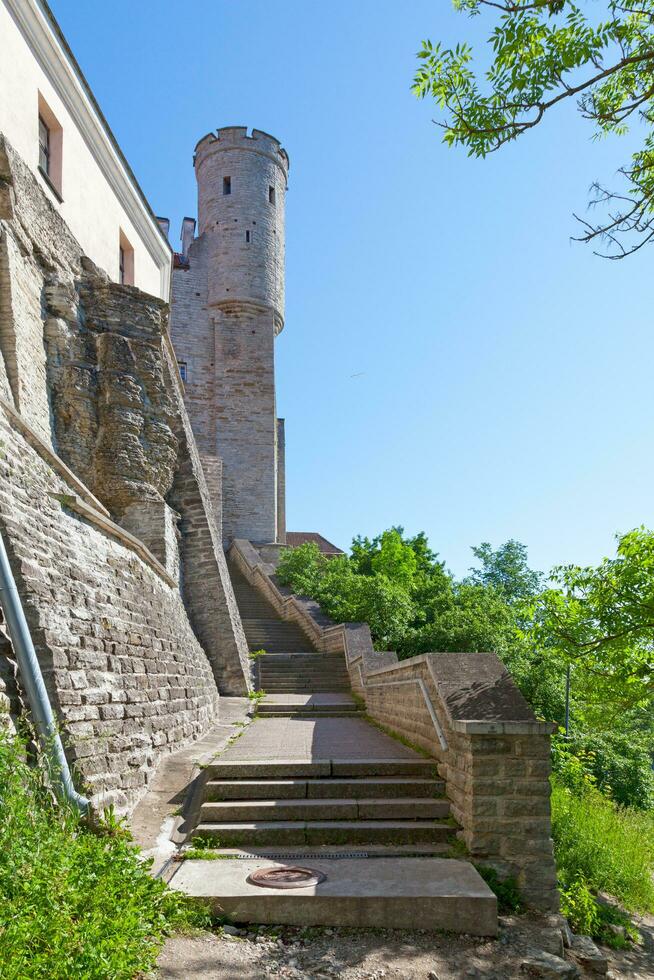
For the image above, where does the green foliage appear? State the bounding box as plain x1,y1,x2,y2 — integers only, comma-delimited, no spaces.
248,649,267,660
276,541,326,596
466,539,544,606
278,529,533,660
0,730,206,980
532,527,654,713
559,877,601,937
474,865,523,912
370,529,418,588
560,878,639,948
551,776,654,913
413,1,654,257
278,542,416,649
553,730,654,809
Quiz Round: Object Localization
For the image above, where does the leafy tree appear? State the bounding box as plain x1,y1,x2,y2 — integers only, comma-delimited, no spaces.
532,527,654,711
402,581,518,655
413,0,654,257
553,730,654,809
370,529,418,588
467,539,544,605
350,527,442,576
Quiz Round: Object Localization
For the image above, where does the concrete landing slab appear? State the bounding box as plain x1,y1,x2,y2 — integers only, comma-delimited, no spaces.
217,716,424,763
170,857,497,935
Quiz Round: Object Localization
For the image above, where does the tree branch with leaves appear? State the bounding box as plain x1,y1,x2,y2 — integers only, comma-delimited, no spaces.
413,0,654,256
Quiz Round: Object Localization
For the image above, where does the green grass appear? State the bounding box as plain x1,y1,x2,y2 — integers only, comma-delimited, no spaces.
0,730,208,979
551,776,654,916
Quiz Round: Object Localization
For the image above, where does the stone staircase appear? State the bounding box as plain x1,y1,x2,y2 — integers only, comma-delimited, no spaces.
230,568,315,653
193,757,453,850
173,746,496,932
168,558,498,933
256,652,351,694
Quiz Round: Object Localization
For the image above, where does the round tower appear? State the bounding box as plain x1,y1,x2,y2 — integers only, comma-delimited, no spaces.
194,127,289,334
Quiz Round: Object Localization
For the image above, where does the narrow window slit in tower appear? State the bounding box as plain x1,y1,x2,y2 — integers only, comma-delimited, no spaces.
223,176,231,195
246,230,250,243
269,185,275,205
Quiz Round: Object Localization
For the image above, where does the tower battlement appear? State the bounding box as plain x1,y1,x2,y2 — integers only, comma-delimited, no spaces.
194,127,289,172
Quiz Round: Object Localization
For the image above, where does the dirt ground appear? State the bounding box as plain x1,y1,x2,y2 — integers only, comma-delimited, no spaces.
156,912,654,979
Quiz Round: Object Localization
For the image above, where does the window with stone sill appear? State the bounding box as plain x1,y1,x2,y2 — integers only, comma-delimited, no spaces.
37,93,63,198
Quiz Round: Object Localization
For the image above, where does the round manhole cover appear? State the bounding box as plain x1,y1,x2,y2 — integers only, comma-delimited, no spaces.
247,866,326,889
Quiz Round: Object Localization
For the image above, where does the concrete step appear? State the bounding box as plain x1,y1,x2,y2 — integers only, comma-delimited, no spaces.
258,673,349,680
193,819,454,846
255,709,362,717
258,672,350,680
169,857,497,934
259,686,352,693
258,666,349,673
258,684,352,690
257,703,359,715
204,777,445,801
200,797,451,823
206,760,439,780
257,654,345,662
184,843,453,858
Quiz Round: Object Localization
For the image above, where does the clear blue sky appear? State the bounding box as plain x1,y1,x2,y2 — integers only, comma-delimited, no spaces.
50,0,654,578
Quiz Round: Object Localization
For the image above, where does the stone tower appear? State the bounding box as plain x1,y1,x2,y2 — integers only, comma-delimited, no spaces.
169,127,289,546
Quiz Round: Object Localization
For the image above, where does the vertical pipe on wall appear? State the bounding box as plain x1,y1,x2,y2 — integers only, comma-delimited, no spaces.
0,531,89,813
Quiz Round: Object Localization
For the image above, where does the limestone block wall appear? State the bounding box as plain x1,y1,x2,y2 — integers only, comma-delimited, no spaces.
0,401,219,810
212,303,278,544
0,132,250,808
169,235,215,454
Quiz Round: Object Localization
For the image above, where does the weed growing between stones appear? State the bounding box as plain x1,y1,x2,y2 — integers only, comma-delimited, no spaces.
474,865,522,913
248,649,267,659
248,688,266,702
0,730,207,980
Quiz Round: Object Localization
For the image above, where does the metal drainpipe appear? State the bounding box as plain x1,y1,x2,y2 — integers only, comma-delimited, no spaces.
0,530,89,814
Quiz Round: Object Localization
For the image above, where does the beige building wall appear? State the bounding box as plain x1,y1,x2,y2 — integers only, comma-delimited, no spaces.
0,0,170,299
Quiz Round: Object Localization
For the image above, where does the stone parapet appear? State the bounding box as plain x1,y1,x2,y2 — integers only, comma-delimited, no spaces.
229,538,560,912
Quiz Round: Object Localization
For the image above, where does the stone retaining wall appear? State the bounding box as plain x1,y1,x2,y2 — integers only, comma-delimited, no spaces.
229,538,559,912
0,133,250,810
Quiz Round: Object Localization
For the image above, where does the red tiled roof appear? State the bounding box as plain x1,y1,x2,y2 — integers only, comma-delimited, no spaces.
285,532,344,555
